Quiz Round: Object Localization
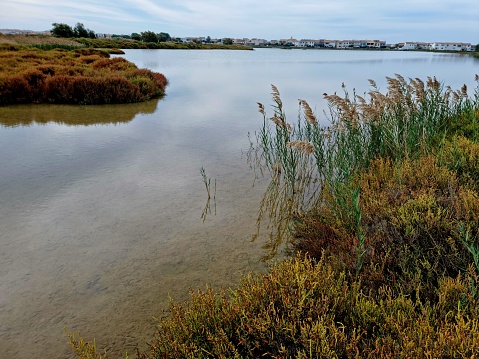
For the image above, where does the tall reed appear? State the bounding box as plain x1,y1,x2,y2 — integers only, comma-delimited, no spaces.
250,74,479,259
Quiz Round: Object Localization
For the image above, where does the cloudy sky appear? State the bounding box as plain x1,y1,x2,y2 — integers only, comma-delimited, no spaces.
1,0,478,43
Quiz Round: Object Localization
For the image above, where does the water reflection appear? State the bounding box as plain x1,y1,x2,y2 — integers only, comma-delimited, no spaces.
0,99,160,127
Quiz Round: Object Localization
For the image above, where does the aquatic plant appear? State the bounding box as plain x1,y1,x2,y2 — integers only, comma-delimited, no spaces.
200,167,216,222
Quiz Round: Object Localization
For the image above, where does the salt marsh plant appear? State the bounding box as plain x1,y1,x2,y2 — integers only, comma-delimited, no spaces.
250,75,479,266
0,47,168,105
139,255,479,358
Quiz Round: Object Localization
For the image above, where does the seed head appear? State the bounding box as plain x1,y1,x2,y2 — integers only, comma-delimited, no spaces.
286,140,315,154
299,99,317,125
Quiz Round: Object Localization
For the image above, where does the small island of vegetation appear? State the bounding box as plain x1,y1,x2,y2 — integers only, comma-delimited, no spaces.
0,45,168,106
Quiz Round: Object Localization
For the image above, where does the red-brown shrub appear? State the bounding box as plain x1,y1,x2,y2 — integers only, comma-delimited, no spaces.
73,48,109,58
92,57,136,71
0,75,31,104
1,48,167,105
43,75,76,103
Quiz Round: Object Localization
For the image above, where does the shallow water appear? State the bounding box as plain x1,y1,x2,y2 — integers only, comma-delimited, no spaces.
0,49,477,358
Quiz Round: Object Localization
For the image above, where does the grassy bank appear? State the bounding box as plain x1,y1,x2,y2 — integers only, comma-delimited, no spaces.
75,37,252,50
0,34,85,50
69,75,479,358
0,46,167,105
0,34,252,51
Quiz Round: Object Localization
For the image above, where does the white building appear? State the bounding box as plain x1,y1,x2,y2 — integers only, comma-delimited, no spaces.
430,42,472,51
295,39,317,47
402,42,418,50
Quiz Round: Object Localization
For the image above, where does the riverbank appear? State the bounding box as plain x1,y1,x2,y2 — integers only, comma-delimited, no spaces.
0,46,167,105
68,71,479,357
0,34,252,51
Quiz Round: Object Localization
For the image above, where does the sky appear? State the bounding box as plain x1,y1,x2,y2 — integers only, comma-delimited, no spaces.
1,0,478,44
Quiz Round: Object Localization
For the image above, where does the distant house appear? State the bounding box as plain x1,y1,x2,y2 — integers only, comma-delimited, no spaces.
366,40,386,48
430,42,472,51
337,40,352,49
295,39,317,47
337,40,384,49
416,42,431,50
351,40,366,48
96,33,113,39
279,38,298,46
402,42,418,50
248,38,268,46
233,38,249,45
323,40,336,48
181,37,198,43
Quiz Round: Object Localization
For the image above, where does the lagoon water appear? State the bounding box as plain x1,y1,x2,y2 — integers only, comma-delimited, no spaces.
0,49,477,358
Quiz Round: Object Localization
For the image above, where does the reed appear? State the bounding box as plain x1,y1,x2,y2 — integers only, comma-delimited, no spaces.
200,167,216,222
250,75,479,261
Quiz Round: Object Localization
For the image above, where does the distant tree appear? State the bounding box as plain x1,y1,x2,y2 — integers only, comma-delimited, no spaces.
157,32,171,42
476,43,479,52
206,36,211,43
223,37,233,45
141,31,158,43
51,23,74,38
74,23,89,38
87,30,96,39
131,33,141,41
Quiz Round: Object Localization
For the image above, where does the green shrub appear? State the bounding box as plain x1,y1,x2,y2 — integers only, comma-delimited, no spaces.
129,256,479,359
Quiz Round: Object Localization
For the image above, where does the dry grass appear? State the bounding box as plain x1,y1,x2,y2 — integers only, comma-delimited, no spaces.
0,34,84,48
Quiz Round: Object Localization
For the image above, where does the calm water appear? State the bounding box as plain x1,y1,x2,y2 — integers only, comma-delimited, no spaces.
0,49,477,358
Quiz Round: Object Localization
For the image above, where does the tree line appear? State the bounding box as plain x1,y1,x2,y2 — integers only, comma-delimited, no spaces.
51,23,96,39
50,23,237,46
50,24,172,43
129,31,170,43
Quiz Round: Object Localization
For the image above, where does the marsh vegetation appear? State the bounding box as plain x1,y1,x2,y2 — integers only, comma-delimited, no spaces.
68,73,479,357
135,75,479,358
0,46,167,105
